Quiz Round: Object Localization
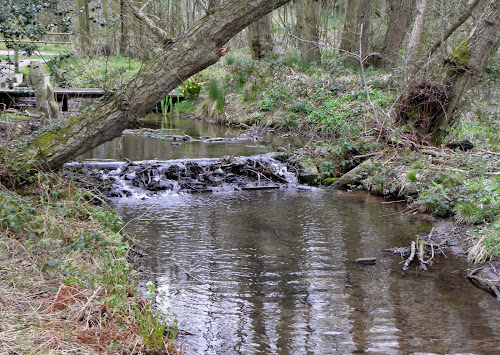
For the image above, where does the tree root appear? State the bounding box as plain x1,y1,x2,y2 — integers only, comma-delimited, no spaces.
387,227,447,271
466,268,500,300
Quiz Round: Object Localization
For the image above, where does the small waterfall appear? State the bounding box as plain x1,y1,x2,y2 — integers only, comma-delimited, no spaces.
64,153,298,198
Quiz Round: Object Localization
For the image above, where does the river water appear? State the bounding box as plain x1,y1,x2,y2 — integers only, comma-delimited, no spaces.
84,116,500,354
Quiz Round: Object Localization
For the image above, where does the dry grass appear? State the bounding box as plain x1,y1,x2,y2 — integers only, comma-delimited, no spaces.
0,175,181,354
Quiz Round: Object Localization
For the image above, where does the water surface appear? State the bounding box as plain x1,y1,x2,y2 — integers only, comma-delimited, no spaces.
112,189,500,354
84,116,500,354
81,114,305,161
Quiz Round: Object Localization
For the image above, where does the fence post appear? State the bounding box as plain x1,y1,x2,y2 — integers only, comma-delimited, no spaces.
14,46,19,74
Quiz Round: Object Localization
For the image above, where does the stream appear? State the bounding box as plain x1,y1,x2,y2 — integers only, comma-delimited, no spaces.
77,116,500,354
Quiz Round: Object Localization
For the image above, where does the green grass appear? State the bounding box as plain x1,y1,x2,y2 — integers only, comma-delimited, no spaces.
49,55,144,88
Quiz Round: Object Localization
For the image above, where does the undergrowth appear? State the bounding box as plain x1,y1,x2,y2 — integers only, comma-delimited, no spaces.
194,49,500,263
0,173,180,354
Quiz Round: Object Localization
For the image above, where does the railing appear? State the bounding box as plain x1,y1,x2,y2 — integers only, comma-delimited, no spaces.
0,32,73,45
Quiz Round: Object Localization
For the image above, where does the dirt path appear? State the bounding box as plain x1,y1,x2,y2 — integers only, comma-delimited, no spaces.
0,50,55,87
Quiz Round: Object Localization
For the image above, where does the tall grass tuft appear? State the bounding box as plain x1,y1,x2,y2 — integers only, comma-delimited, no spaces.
207,79,226,111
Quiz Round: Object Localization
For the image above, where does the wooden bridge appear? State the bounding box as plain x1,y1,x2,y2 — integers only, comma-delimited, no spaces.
0,87,184,112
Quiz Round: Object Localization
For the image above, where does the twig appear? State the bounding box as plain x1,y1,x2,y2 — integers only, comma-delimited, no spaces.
477,149,500,156
75,286,102,321
403,240,416,271
351,152,383,159
417,239,427,270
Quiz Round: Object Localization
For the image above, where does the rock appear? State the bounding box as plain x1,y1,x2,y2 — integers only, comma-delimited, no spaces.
297,161,319,184
446,140,474,151
355,257,377,265
336,159,373,187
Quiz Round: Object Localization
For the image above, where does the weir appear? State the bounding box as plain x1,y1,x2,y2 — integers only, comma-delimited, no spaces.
64,153,298,198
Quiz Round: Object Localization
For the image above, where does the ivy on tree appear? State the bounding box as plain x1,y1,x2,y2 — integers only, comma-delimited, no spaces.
0,0,69,55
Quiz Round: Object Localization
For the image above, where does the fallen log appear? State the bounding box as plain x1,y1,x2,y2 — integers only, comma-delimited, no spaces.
466,268,500,300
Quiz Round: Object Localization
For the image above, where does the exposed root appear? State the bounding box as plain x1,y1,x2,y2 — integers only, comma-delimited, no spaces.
466,268,500,300
387,227,447,271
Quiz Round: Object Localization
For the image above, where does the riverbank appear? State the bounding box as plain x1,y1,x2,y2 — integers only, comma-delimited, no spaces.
176,49,500,295
0,172,180,353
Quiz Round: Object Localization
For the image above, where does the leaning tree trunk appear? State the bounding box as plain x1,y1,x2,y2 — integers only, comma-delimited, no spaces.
427,0,481,56
0,0,292,175
430,0,500,144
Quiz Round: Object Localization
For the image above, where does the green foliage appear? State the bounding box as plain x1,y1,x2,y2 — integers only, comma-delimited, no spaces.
282,50,312,72
242,80,262,103
319,161,336,180
134,284,177,352
258,99,276,111
207,79,226,111
415,173,462,217
0,0,68,55
481,220,500,257
226,56,258,90
50,55,143,88
277,113,298,129
0,191,36,233
415,173,500,223
290,101,314,114
454,178,500,224
406,171,418,182
179,77,203,98
171,100,195,115
160,95,170,121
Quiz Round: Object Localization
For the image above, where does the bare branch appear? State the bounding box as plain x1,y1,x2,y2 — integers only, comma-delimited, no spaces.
428,0,482,56
125,1,171,44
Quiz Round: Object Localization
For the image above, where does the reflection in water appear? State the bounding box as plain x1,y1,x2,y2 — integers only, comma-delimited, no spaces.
80,114,305,161
112,189,500,354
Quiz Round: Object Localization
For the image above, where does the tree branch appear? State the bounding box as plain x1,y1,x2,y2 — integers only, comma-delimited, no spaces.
125,1,172,44
428,0,481,56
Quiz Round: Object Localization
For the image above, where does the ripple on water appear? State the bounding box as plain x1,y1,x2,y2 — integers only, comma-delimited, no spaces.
112,188,500,354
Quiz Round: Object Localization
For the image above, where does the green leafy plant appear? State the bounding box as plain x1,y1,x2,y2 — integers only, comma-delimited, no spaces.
258,99,276,111
134,284,178,352
406,171,418,182
180,77,203,98
0,191,37,233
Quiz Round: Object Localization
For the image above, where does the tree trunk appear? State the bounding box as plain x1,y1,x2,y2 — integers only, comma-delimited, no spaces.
430,0,500,144
1,0,293,174
339,0,371,60
427,0,481,56
296,0,321,63
119,0,128,56
339,0,360,54
358,0,371,60
373,0,415,69
404,0,429,80
246,14,274,60
75,0,91,55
